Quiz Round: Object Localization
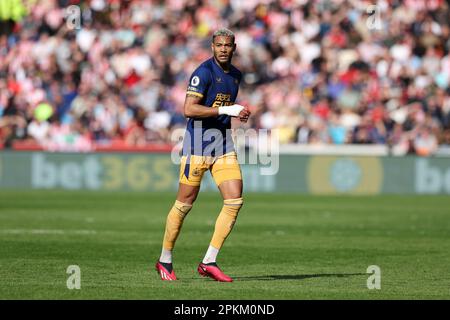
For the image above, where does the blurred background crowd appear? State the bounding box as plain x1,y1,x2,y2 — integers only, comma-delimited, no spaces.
1,0,450,155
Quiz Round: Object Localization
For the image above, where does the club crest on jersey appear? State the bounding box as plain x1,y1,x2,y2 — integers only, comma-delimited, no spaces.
192,168,201,177
216,77,222,83
234,79,238,84
191,76,200,86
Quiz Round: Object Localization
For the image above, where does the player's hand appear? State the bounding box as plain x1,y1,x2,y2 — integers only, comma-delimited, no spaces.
238,108,251,123
218,104,245,117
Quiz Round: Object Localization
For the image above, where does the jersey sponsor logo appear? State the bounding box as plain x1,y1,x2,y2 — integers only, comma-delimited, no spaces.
215,93,231,101
191,76,200,86
212,93,233,108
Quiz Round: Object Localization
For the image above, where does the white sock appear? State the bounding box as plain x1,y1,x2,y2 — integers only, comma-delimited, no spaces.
159,248,172,264
202,245,219,264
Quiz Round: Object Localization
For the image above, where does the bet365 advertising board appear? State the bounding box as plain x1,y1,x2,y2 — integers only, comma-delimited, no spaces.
0,152,449,194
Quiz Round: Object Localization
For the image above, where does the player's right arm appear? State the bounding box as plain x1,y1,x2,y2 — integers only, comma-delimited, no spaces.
183,94,219,118
184,95,248,118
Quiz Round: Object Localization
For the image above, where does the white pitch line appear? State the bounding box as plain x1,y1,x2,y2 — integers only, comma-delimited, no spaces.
0,229,97,235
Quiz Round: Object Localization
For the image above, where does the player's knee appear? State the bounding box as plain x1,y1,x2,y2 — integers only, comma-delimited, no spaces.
174,200,193,219
223,197,243,217
177,185,200,204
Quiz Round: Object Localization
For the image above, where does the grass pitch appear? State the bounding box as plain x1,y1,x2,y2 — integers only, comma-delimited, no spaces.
0,190,449,299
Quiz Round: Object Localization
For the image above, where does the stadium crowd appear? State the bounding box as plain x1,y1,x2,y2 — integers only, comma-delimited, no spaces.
1,0,450,155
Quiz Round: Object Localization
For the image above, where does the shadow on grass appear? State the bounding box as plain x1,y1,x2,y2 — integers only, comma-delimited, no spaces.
232,273,367,281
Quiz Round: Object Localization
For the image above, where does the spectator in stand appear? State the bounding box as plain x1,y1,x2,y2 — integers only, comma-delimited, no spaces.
0,0,449,156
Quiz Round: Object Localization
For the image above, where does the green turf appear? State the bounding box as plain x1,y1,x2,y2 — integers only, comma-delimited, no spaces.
0,190,449,299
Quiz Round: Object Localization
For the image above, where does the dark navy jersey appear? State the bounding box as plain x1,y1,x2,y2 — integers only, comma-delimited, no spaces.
182,58,242,157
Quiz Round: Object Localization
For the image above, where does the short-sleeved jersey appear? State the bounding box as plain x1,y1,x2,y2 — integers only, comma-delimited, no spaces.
182,58,242,157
